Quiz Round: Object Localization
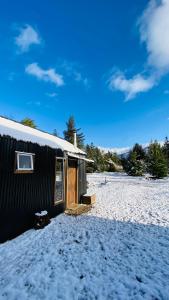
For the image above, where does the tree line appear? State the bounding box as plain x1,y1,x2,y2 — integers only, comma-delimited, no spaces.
20,116,169,178
122,140,169,179
20,116,121,173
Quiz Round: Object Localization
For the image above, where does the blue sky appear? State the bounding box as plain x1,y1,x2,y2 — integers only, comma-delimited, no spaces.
0,0,169,151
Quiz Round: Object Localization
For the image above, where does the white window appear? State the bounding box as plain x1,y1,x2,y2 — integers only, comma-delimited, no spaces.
16,152,35,171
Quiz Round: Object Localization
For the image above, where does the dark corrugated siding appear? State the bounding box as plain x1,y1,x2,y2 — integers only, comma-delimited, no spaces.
78,159,87,202
0,135,63,209
0,134,64,242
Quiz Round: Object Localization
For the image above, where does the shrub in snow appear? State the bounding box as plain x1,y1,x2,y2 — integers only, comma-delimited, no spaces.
123,151,144,176
147,142,168,179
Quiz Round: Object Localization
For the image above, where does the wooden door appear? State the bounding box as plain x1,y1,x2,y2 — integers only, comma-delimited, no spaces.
67,159,77,208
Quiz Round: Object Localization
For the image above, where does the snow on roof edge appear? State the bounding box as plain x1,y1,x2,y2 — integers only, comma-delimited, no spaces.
0,116,86,155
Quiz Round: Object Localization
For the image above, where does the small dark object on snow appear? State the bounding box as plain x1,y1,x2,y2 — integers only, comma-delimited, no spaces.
74,239,80,244
136,276,142,283
34,211,50,229
145,175,159,180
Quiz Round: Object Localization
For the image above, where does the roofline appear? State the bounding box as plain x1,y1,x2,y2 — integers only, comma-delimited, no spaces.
0,115,70,144
0,115,86,154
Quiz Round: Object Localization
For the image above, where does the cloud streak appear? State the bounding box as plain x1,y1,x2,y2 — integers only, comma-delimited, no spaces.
108,0,169,100
46,92,58,98
15,24,41,52
25,63,64,87
61,60,90,88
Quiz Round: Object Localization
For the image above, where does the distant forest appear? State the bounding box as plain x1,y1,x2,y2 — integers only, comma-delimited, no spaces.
20,116,169,179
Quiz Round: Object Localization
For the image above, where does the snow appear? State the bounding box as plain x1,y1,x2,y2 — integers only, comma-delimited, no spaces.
35,211,48,217
0,117,85,155
0,172,169,299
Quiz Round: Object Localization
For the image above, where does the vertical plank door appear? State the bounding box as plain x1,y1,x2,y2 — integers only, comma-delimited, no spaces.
67,159,77,208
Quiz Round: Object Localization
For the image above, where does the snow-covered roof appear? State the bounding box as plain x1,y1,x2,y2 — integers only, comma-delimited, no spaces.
0,117,86,155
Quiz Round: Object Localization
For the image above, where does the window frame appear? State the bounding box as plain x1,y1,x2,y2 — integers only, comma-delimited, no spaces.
15,151,35,174
54,157,65,205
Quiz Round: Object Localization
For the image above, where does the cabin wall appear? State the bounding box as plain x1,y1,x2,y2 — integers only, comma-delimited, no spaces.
0,135,64,242
78,159,87,202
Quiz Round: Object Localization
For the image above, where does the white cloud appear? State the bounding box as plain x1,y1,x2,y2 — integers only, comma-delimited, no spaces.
60,60,90,88
74,72,90,88
108,72,155,100
99,146,131,155
25,63,64,87
139,0,169,72
108,0,169,100
100,140,164,155
15,24,41,52
46,92,58,98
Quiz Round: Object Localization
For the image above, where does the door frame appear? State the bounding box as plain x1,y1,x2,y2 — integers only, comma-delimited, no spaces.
53,157,65,206
66,157,78,209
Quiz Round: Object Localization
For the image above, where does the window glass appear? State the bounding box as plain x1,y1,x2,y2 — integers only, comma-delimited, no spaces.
18,155,32,169
16,153,34,171
55,160,64,203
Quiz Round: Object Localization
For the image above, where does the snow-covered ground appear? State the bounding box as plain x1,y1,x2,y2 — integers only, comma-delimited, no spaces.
0,173,169,300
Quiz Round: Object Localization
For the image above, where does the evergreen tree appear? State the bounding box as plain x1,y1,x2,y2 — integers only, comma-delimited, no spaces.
53,129,58,137
86,143,106,172
132,143,146,160
86,143,97,172
121,157,128,172
85,144,122,173
63,116,85,149
163,137,169,169
147,141,168,178
21,117,37,129
125,151,144,176
104,151,122,172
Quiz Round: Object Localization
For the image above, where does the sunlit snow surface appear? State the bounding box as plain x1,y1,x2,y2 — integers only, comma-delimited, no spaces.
0,173,169,300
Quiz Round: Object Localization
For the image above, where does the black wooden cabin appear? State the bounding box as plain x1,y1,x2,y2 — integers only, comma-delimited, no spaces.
0,117,88,242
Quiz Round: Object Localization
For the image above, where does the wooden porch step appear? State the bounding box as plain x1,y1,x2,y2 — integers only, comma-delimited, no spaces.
81,194,96,205
65,204,92,216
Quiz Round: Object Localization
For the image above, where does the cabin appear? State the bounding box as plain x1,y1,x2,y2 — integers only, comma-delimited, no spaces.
0,117,92,242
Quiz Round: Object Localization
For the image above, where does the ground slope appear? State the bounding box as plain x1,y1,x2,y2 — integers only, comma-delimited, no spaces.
0,173,169,300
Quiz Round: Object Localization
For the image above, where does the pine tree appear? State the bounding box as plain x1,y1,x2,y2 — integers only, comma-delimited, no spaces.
63,116,85,149
132,143,146,160
163,137,169,169
147,141,168,178
104,151,122,172
53,129,58,137
21,117,37,129
125,151,144,176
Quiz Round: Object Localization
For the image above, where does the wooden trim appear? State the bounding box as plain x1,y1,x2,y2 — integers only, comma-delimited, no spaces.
76,160,79,204
53,157,65,206
53,157,57,206
14,170,34,174
54,199,64,205
65,157,68,209
14,152,35,174
64,158,68,209
15,151,35,156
